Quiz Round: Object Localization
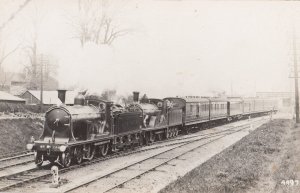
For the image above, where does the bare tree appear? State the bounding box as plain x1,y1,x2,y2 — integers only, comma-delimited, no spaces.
0,29,20,69
21,1,44,89
0,0,32,31
68,0,131,47
0,69,13,90
0,30,20,90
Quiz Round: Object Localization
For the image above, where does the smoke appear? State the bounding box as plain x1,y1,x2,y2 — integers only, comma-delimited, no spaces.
57,41,117,92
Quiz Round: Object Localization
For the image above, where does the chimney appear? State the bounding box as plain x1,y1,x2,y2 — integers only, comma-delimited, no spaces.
133,91,139,103
57,89,67,104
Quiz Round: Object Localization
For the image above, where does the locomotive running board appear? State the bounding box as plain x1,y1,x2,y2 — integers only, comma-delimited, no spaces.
94,140,110,146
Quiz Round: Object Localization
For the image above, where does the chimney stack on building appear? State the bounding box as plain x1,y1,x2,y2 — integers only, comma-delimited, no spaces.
57,89,67,104
133,91,139,103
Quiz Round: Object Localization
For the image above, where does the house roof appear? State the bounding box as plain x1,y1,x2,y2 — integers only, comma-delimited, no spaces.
0,91,25,102
9,86,27,96
24,90,76,105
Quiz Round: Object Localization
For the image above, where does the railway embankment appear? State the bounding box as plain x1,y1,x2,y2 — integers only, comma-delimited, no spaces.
0,118,43,154
160,119,300,193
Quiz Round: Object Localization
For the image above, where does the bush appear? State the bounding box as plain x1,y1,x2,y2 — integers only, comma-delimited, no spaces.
0,102,50,113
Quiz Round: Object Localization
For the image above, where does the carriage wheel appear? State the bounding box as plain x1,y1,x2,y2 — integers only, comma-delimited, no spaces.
35,153,43,167
62,151,71,168
174,128,178,137
186,128,190,135
170,128,174,138
100,144,109,157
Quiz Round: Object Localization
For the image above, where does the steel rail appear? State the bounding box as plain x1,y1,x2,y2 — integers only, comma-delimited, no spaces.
0,117,268,192
62,121,260,193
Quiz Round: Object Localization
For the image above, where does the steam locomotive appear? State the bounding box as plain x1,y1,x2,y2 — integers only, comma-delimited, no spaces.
27,91,277,167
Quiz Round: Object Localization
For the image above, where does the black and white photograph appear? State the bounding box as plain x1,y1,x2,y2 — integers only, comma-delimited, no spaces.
0,0,299,192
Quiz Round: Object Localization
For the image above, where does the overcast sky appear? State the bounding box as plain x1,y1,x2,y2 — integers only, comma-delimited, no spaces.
0,0,299,98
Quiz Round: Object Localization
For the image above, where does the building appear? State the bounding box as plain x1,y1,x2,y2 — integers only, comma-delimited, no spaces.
20,90,76,105
256,92,293,108
0,91,25,104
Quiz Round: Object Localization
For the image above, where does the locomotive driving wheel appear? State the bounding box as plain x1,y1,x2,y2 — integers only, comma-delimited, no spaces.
62,151,71,168
85,145,95,161
74,147,83,164
99,144,109,157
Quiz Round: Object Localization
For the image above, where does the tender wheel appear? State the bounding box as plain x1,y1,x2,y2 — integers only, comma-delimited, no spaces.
35,153,43,167
157,133,163,141
62,152,71,168
185,128,190,135
168,129,173,138
99,144,109,157
149,132,155,143
166,129,170,139
174,128,178,137
144,133,151,145
138,135,144,146
171,128,175,138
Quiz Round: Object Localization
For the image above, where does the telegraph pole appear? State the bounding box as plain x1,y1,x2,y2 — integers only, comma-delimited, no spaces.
39,54,44,112
293,25,300,123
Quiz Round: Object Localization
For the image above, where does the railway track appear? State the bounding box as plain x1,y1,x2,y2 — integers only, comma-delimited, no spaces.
0,130,230,192
55,118,268,193
0,116,268,192
0,152,34,172
0,167,50,191
0,150,32,160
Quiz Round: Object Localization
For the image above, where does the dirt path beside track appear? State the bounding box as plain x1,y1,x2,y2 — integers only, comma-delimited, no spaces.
160,119,300,193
